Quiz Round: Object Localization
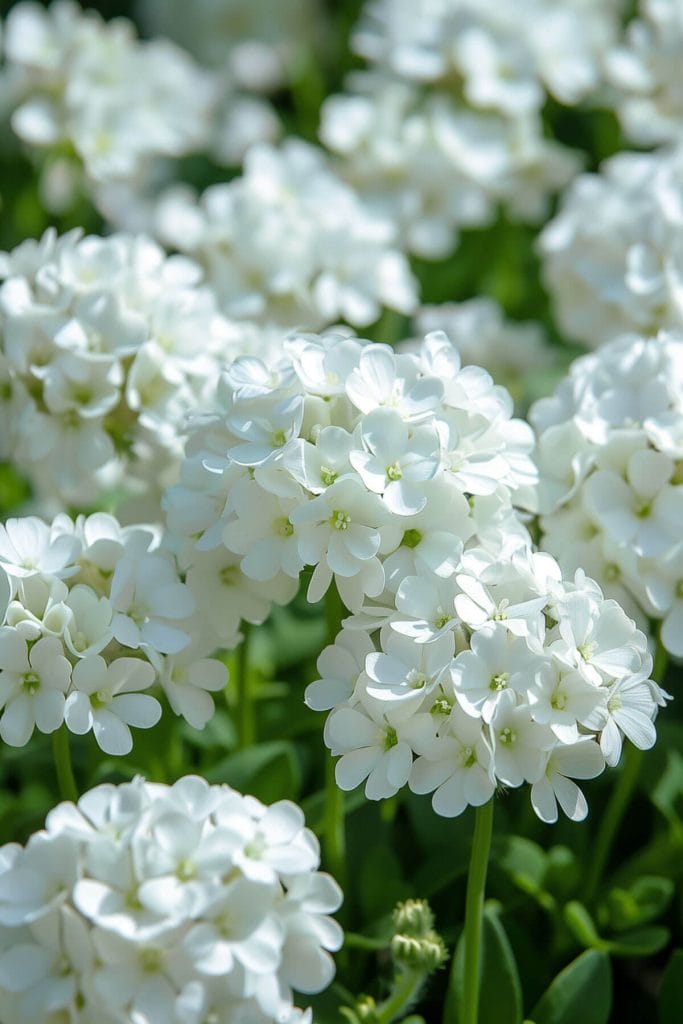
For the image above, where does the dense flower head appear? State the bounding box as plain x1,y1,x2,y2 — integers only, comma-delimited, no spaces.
310,545,665,822
0,228,283,510
531,330,683,657
320,75,579,260
0,774,342,1023
538,146,683,348
352,0,619,106
0,0,217,187
0,511,228,751
153,139,418,329
605,0,683,146
163,329,537,633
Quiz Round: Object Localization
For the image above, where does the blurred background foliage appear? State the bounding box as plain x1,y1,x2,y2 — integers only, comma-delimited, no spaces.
0,2,680,1023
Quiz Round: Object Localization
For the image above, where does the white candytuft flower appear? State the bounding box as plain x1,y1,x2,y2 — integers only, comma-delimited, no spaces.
0,775,342,1023
532,330,683,658
0,511,229,751
1,0,217,186
310,543,665,823
605,0,683,146
538,146,683,348
319,0,619,259
164,329,536,636
0,228,284,510
153,139,418,330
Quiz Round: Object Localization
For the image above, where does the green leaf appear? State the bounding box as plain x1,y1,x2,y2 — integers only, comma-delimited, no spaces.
607,927,670,958
602,876,674,931
444,905,523,1024
659,950,683,1024
564,902,605,950
205,740,302,803
530,950,612,1024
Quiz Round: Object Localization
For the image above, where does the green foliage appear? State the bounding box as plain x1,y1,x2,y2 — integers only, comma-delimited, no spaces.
445,904,523,1024
529,950,612,1024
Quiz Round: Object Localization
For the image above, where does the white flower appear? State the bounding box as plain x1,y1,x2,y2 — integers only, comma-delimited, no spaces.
409,706,495,818
0,516,80,580
160,656,228,731
585,667,658,767
305,629,375,713
452,624,545,724
349,407,442,515
490,704,555,788
0,631,71,747
530,739,605,823
65,656,160,756
291,476,401,607
110,552,195,655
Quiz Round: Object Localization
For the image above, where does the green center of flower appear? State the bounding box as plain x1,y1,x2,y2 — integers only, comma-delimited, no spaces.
386,462,403,481
459,745,477,768
220,565,239,586
607,695,622,713
407,669,428,690
92,688,112,709
577,640,597,662
635,499,651,519
274,516,294,537
176,858,196,882
271,429,287,448
21,671,41,696
331,510,351,531
551,689,568,711
384,726,399,750
499,727,516,746
402,528,423,549
431,697,453,716
320,465,338,486
139,948,162,973
604,562,620,582
244,834,266,860
435,612,452,629
489,672,509,692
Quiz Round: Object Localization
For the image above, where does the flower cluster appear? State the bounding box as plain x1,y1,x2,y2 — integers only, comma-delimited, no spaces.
318,0,618,260
538,146,683,348
1,1,217,189
153,139,418,329
606,0,683,146
0,228,276,509
413,297,553,387
310,546,665,823
532,330,683,657
163,329,536,637
0,774,342,1023
0,512,227,751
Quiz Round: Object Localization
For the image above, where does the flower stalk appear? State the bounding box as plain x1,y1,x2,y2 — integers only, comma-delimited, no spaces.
52,724,78,803
462,799,495,1024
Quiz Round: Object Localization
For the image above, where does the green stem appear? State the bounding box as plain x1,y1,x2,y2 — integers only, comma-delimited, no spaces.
585,639,668,905
376,968,424,1024
235,623,254,750
324,583,346,890
585,743,643,904
462,800,495,1024
52,725,78,803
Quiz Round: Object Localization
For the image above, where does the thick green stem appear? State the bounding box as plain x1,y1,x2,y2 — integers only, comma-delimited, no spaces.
376,968,424,1024
52,725,78,803
324,583,346,890
462,799,495,1024
235,623,254,750
585,640,668,904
